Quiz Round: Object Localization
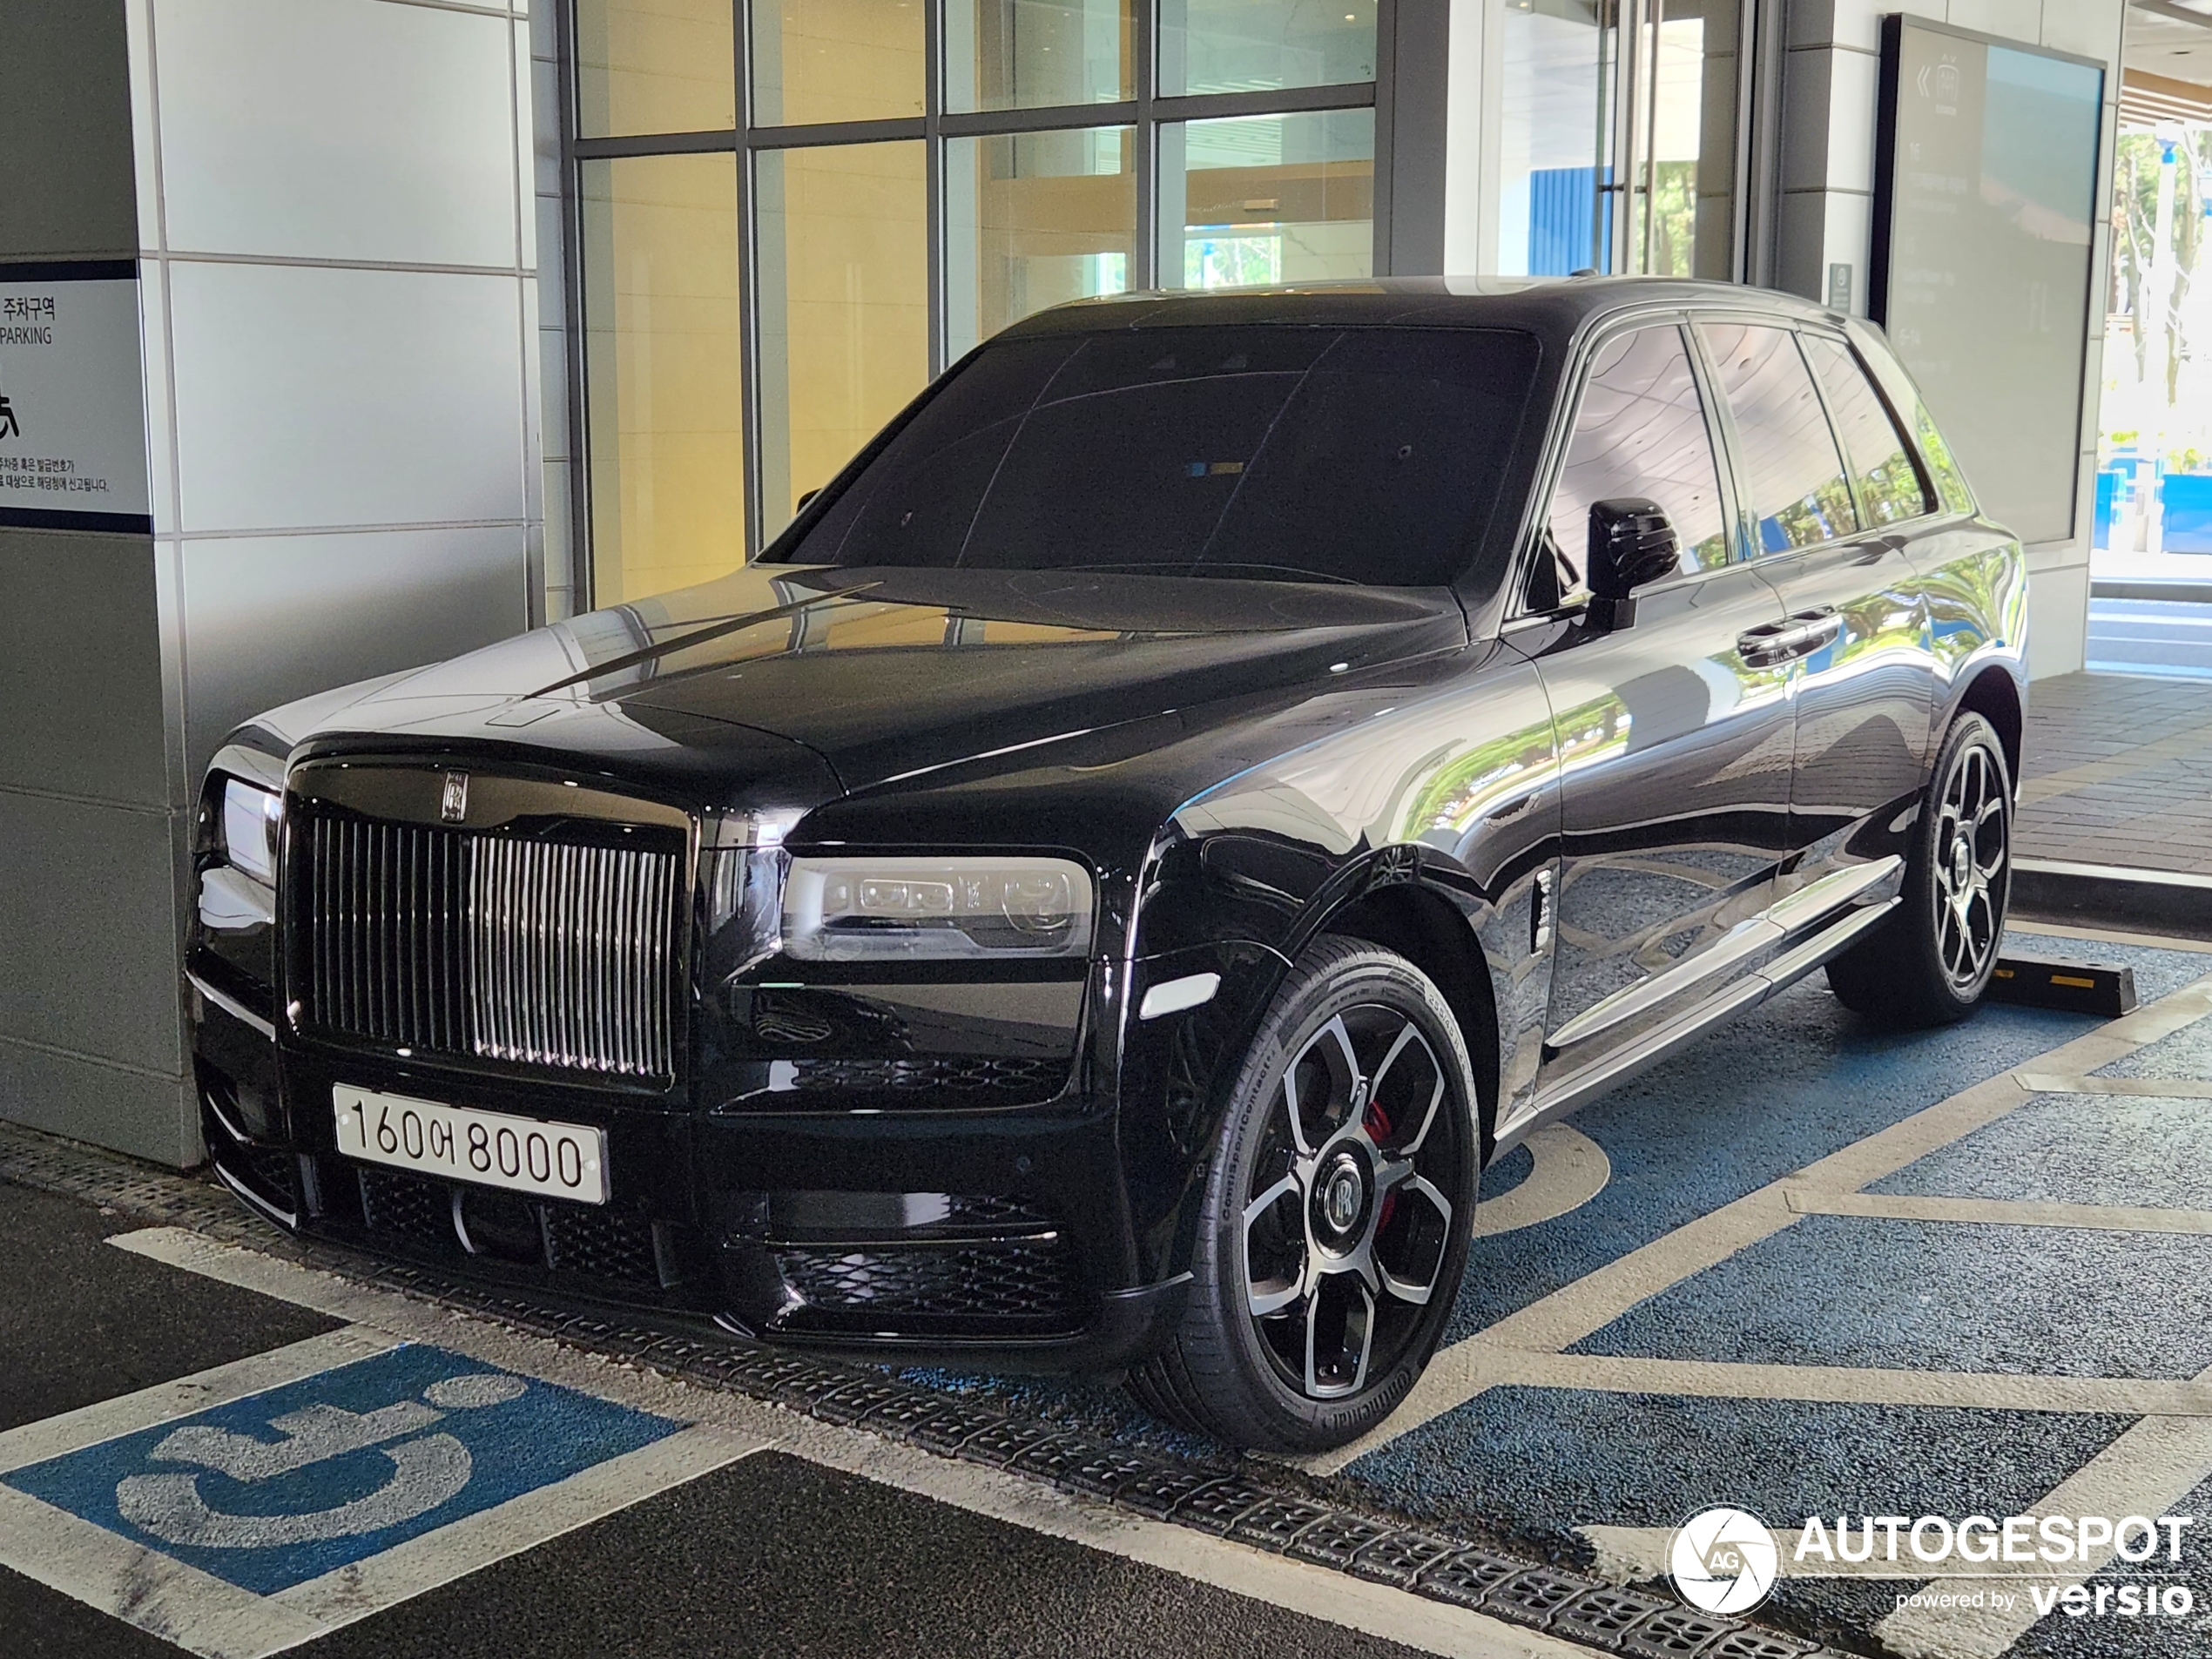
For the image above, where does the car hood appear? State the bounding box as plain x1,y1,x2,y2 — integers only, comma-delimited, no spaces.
273,563,1468,799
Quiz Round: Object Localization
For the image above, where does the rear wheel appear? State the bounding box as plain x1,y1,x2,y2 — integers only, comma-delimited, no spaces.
1827,711,2011,1027
1128,936,1479,1453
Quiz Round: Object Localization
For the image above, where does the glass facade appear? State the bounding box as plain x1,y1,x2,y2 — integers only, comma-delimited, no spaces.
567,0,1379,606
580,153,745,604
1491,0,1742,280
755,141,931,527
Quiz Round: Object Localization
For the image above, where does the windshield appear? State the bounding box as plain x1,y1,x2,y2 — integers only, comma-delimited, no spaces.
763,325,1541,588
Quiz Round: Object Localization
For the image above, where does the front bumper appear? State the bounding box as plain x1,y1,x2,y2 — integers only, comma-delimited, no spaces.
189,975,1194,1375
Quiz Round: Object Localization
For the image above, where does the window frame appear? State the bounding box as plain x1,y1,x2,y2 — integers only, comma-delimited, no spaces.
1803,324,1948,533
563,1,1392,610
1689,313,1868,565
1506,307,1750,624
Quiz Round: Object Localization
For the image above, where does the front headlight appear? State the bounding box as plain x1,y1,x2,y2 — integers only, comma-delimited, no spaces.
782,855,1093,961
219,777,282,888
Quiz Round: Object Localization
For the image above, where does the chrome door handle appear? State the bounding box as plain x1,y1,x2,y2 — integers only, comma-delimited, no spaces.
1737,609,1842,666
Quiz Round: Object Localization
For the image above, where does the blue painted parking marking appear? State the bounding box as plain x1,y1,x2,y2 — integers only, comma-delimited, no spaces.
3,1342,678,1595
904,927,2212,1656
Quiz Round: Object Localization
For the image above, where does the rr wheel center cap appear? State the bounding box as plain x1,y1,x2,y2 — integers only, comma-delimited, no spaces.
1313,1151,1371,1244
1950,834,1973,891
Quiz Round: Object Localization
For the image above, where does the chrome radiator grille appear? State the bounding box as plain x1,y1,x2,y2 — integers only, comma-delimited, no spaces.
301,813,680,1079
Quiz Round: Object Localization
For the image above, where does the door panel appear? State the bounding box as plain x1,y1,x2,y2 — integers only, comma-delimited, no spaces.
1702,323,1937,894
1520,570,1795,1077
1514,320,1791,1084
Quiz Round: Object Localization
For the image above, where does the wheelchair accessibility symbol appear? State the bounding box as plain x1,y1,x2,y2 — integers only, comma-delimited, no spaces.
116,1371,529,1548
3,1342,679,1595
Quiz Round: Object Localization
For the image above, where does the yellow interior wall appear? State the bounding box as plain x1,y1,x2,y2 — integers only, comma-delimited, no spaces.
770,141,932,522
575,0,737,137
583,153,747,605
754,0,926,125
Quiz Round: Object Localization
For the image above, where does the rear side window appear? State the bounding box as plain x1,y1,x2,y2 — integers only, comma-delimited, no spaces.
1849,325,1974,515
1702,321,1859,553
771,325,1543,588
1801,334,1931,525
1535,324,1730,610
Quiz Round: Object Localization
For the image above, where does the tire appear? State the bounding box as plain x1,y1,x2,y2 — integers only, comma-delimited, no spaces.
1127,935,1480,1453
1826,711,2011,1028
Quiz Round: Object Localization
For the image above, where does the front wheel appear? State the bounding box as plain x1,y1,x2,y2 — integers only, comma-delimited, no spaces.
1127,936,1480,1453
1827,711,2011,1027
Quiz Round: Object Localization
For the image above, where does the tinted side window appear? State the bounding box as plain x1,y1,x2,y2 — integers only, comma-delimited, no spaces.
1801,334,1931,525
1850,326,1975,514
1703,321,1859,553
1535,325,1730,609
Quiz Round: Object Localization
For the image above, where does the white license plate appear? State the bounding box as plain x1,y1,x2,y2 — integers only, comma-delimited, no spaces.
332,1084,610,1205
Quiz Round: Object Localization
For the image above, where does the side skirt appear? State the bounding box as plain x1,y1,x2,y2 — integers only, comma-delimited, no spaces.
1490,896,1899,1161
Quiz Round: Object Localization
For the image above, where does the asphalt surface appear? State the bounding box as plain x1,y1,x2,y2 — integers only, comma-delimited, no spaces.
0,1184,339,1432
0,1181,1447,1659
4,922,2212,1659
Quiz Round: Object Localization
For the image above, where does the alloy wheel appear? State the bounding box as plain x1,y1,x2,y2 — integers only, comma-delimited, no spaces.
1238,1005,1465,1400
1932,738,2006,993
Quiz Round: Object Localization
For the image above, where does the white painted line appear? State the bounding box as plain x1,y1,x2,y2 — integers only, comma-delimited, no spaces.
1876,1363,2212,1659
1784,1185,2212,1236
0,1483,327,1659
2009,919,2212,954
107,1227,433,1326
2013,1070,2212,1099
0,1328,400,1476
1306,974,2212,1474
1450,1344,2212,1418
271,1426,759,1633
2010,852,2212,887
1472,1124,1611,1238
111,1230,1608,1659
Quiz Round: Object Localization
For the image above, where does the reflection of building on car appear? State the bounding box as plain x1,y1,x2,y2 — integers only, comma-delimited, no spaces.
186,277,2025,1453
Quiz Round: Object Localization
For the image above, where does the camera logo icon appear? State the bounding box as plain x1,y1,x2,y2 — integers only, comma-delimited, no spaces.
1670,1506,1780,1614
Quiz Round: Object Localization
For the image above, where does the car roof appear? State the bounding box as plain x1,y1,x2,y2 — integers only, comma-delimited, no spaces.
998,275,1850,348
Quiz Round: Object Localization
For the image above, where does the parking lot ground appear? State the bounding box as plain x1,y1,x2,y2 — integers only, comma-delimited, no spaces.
0,1191,1592,1659
2015,671,2212,878
4,922,2211,1659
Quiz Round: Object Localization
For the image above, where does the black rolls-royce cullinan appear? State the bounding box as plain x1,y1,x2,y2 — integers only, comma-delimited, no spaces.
187,277,2024,1452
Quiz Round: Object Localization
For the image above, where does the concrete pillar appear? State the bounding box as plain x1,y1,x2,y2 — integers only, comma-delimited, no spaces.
1776,0,2126,682
0,0,550,1166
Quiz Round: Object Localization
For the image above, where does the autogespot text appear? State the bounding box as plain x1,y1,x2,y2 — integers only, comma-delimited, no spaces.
1791,1514,2196,1621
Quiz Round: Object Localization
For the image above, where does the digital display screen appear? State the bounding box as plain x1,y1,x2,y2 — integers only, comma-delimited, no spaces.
1873,18,2105,544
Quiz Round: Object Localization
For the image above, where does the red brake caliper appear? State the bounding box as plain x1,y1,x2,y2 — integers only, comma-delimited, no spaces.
1365,1095,1398,1232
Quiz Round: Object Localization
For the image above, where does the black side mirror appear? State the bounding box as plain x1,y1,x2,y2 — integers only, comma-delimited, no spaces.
1586,497,1680,631
795,488,821,514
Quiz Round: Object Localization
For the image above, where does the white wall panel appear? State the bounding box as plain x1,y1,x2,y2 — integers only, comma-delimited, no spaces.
167,260,527,533
180,525,527,773
152,0,517,268
0,790,184,1078
1946,0,2047,45
2040,1,2126,64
